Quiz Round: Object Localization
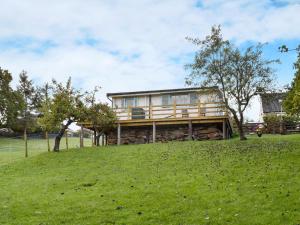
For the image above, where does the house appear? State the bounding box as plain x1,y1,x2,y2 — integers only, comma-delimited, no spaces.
260,92,286,120
101,86,232,145
259,92,300,133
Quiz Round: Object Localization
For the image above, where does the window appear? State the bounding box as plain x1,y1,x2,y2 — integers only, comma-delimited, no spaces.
206,93,221,103
190,92,198,104
122,97,138,108
175,94,189,104
162,95,172,106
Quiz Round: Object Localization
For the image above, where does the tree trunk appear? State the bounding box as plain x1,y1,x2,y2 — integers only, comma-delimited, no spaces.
93,129,97,146
53,120,73,152
65,130,69,150
96,133,101,146
24,128,28,158
237,122,247,140
232,114,247,141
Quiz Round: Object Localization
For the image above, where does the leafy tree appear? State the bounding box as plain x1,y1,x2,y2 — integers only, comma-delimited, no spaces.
47,77,85,151
186,26,279,140
17,71,40,157
282,45,300,115
84,87,116,146
37,83,56,152
0,68,22,128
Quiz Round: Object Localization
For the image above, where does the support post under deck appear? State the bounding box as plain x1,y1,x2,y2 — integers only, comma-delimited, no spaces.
188,120,193,140
223,120,227,140
152,122,156,143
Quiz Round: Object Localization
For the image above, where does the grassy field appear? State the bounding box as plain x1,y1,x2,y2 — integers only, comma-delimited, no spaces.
0,135,300,225
0,137,92,166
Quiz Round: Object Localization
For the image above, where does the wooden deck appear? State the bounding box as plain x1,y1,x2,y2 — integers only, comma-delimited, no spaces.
78,102,232,145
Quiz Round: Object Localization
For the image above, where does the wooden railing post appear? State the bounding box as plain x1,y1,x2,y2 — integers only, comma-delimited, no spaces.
225,105,228,116
173,100,176,118
149,104,152,119
149,95,152,119
128,106,131,120
117,123,121,145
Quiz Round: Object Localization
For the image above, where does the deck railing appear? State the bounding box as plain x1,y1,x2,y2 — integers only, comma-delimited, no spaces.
113,102,228,120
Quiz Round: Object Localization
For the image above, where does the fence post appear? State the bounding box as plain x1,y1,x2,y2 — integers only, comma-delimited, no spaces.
65,130,69,150
46,131,50,152
24,128,28,158
80,126,84,148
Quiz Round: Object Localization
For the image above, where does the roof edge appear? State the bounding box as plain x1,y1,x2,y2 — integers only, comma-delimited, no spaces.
107,86,219,97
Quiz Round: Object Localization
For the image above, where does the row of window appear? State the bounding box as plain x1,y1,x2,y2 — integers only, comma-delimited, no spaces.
117,93,219,108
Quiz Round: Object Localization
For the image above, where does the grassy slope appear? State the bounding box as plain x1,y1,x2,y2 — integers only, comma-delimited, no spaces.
0,135,300,225
0,137,92,166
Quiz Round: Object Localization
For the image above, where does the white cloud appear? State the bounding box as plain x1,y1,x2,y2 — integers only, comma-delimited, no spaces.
0,0,300,121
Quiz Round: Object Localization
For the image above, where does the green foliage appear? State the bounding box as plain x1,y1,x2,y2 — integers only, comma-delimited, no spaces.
38,77,87,151
186,25,279,140
263,113,281,124
263,114,299,133
0,68,22,128
1,135,300,224
37,83,57,132
15,71,41,133
85,103,116,132
83,87,116,135
48,77,85,127
283,51,300,115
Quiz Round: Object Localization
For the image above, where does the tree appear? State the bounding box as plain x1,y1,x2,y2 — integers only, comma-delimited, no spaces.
48,77,85,151
37,83,55,152
0,68,22,128
282,45,300,115
186,26,279,140
17,71,40,157
84,87,116,146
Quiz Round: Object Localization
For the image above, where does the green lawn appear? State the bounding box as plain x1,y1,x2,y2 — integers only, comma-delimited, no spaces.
0,135,300,225
0,137,92,166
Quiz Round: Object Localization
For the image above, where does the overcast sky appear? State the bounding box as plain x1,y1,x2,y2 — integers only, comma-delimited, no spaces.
1,0,300,121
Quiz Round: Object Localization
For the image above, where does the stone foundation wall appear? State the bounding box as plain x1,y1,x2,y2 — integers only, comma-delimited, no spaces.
107,123,223,145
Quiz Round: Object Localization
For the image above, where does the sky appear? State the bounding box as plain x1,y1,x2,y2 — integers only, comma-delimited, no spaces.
1,0,300,122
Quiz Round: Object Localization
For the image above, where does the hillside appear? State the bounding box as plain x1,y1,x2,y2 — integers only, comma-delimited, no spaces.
0,135,300,225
